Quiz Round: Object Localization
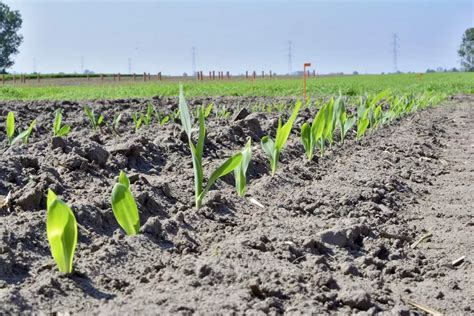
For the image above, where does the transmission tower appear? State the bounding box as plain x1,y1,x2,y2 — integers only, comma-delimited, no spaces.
392,33,399,73
287,40,293,75
192,47,196,75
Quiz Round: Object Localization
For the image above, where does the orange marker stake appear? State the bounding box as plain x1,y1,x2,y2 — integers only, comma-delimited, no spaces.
303,63,311,101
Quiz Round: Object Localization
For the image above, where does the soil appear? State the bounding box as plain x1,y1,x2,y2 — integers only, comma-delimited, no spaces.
0,94,472,314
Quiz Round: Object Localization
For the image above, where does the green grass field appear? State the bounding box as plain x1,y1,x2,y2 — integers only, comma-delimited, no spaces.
0,72,472,101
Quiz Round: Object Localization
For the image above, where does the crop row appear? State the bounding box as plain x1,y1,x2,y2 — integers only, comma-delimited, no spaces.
2,87,445,274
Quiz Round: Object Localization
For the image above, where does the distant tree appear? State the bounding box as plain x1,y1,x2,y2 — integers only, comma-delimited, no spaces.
352,71,359,75
426,69,435,73
458,28,474,71
0,3,23,74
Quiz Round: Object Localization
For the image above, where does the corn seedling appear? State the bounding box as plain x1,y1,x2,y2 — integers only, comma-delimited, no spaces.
5,112,15,145
154,110,170,125
179,86,243,209
301,102,328,160
261,100,301,175
132,112,144,132
106,113,122,136
204,103,214,118
335,97,356,143
234,138,252,196
46,189,77,274
12,119,36,145
144,104,154,126
111,171,140,235
84,106,104,131
53,109,71,137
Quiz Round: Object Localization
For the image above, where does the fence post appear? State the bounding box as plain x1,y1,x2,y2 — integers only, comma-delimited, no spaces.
253,71,256,80
37,74,40,83
262,71,265,78
212,71,215,80
118,73,121,81
246,71,248,79
143,72,146,81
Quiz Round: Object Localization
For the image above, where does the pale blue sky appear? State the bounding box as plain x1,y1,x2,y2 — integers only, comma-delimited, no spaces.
3,0,474,74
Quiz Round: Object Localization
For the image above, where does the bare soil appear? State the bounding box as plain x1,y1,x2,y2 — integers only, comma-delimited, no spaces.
0,95,472,314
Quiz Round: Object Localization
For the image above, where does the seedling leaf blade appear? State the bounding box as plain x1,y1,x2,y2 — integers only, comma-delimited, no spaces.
111,172,140,235
179,85,192,138
46,189,77,274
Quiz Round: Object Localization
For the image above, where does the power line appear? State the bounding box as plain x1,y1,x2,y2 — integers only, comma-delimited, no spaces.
287,40,293,75
392,33,399,73
192,46,196,75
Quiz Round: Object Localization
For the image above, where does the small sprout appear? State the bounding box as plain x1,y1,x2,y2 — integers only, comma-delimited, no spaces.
144,104,154,126
46,189,78,274
53,109,71,137
261,101,301,176
111,171,140,235
12,119,36,145
301,101,328,160
112,113,122,136
179,85,242,209
204,103,214,118
234,138,252,197
6,112,14,145
132,112,144,132
84,106,104,131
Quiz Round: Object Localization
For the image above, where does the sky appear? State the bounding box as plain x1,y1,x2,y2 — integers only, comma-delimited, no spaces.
3,0,473,75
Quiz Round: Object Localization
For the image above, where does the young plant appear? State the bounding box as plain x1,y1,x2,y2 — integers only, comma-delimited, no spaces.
144,104,154,126
6,112,14,145
261,100,301,176
13,119,36,145
132,112,144,132
301,101,328,160
234,138,252,197
111,113,122,136
53,109,71,137
46,189,78,274
204,103,214,118
84,106,104,131
335,97,356,143
154,110,170,125
179,86,242,209
111,171,140,235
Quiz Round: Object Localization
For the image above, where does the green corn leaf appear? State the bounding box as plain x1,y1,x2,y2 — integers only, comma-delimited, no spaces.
356,117,370,139
84,106,97,129
275,100,301,151
234,139,252,196
111,171,140,235
54,109,62,135
301,122,312,160
57,125,71,137
204,103,214,118
261,136,275,160
312,103,327,140
12,119,36,145
179,85,192,138
160,115,170,125
196,108,206,161
6,112,14,144
46,189,77,274
343,116,356,141
97,115,104,126
199,152,243,203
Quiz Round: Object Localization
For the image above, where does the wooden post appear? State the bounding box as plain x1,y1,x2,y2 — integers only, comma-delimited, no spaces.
197,71,200,80
200,71,203,81
212,71,215,80
246,71,248,79
158,72,162,81
148,73,151,81
143,72,147,81
253,71,256,79
37,74,40,83
312,69,316,77
270,70,272,78
226,71,230,79
118,73,121,81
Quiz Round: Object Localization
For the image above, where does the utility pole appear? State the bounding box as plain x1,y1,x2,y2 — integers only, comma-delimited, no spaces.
128,57,132,74
80,55,84,74
392,33,399,73
287,40,293,75
192,47,196,76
